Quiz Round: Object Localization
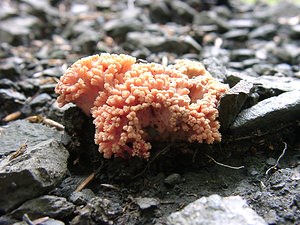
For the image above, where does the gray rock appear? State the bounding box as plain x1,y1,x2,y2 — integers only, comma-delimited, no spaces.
0,16,39,44
0,120,61,156
223,29,249,41
167,194,267,225
249,24,276,39
149,1,171,23
0,88,26,117
164,173,182,187
202,57,227,81
126,32,201,54
273,43,300,64
227,72,300,92
230,49,255,61
0,120,69,212
218,80,253,132
11,195,74,220
29,93,52,107
69,189,95,205
71,197,122,224
169,0,197,24
104,18,143,39
0,57,22,79
228,19,257,29
133,197,160,210
230,90,300,134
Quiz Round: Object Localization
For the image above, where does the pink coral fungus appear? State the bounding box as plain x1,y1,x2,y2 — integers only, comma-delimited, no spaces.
55,53,228,159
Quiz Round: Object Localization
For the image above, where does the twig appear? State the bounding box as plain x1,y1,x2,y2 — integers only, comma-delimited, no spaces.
205,154,245,170
2,111,22,122
75,172,95,192
26,115,64,131
266,142,287,175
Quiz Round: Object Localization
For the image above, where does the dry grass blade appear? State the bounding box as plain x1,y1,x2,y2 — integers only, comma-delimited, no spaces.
75,172,96,192
206,154,245,170
266,142,287,175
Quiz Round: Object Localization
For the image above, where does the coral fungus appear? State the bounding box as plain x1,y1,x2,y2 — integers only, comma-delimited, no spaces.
55,53,228,159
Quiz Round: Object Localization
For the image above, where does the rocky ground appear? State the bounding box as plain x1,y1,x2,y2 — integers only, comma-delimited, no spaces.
0,0,300,224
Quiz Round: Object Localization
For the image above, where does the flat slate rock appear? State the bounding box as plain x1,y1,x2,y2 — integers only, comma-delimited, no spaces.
167,194,267,225
10,195,75,220
0,120,61,156
230,90,300,134
0,120,69,212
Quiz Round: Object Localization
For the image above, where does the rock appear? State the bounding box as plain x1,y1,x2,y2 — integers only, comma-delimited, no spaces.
223,29,249,41
167,194,267,225
273,43,300,64
227,72,300,93
0,16,40,44
230,49,255,61
69,189,95,205
230,90,300,134
133,197,160,210
169,0,197,24
0,120,69,212
218,80,253,132
0,120,61,156
164,173,182,187
29,93,52,107
248,24,276,39
10,195,75,220
0,88,26,118
228,19,257,29
71,197,122,224
0,57,22,79
202,57,227,81
126,32,201,54
149,1,171,23
104,18,143,40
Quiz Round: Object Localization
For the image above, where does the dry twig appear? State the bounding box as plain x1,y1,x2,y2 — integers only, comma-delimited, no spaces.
266,142,287,175
2,111,22,122
26,115,64,131
205,154,245,170
75,172,96,192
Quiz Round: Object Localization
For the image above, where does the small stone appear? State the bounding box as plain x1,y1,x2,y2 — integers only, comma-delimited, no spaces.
104,18,143,39
202,57,227,81
271,182,286,190
167,194,267,225
133,197,160,210
231,49,255,61
164,173,182,187
228,19,257,29
29,93,52,107
223,29,249,41
69,189,95,205
249,24,276,39
10,195,75,220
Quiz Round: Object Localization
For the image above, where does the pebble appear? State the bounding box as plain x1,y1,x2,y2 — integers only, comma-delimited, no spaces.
133,197,160,210
164,173,182,187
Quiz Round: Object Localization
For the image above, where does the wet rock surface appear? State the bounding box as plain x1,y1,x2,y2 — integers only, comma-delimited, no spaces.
0,0,300,224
